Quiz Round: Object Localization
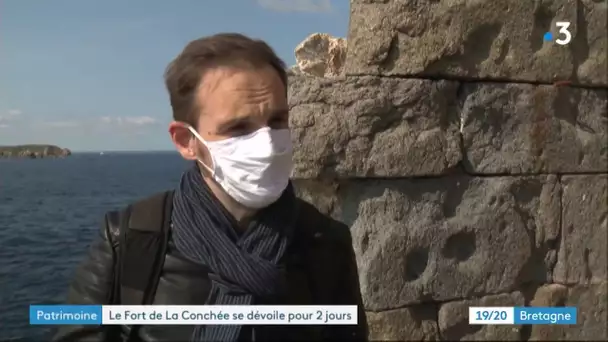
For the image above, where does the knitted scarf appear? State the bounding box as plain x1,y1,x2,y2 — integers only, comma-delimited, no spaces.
171,164,297,341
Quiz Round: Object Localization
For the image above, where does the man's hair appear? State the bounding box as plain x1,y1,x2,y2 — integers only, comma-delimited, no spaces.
164,33,287,125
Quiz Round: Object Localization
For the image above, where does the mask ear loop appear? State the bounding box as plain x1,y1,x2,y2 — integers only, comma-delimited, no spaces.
185,125,217,177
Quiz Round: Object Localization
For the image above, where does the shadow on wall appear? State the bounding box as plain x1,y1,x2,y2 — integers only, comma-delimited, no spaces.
290,0,608,341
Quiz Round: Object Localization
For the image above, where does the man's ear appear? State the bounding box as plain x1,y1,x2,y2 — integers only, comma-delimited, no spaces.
168,121,197,160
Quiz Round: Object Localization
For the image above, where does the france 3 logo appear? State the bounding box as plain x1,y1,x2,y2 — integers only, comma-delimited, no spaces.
543,22,572,45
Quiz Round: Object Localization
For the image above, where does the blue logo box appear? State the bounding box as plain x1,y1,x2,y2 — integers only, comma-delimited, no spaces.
30,305,102,325
514,307,577,325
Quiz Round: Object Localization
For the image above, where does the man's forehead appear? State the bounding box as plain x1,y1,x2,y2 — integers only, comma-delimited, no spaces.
195,66,286,125
200,67,284,102
198,67,236,94
200,65,283,92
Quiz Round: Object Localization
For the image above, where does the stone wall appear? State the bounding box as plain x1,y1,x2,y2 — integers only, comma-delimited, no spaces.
289,0,607,340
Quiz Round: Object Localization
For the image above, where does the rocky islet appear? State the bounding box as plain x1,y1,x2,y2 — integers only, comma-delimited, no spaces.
0,145,71,159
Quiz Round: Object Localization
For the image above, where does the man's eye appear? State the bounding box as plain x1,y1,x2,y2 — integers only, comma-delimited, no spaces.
229,124,251,136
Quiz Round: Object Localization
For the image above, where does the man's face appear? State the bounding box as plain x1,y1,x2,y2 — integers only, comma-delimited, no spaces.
170,64,289,163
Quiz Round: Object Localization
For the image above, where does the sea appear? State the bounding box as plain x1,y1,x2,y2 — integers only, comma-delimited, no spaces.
0,152,191,341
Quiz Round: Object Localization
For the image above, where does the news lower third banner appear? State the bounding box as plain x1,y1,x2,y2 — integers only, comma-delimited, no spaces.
29,305,577,326
29,305,358,325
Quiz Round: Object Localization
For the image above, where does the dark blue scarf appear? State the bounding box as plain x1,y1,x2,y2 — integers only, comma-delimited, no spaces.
171,164,297,341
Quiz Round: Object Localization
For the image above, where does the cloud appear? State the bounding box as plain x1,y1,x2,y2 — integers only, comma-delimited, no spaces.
0,109,22,122
0,124,8,129
42,121,81,128
99,116,158,126
124,116,157,125
27,120,80,129
14,115,159,131
256,0,332,13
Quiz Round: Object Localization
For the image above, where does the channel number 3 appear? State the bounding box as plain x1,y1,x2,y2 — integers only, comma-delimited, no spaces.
555,22,572,45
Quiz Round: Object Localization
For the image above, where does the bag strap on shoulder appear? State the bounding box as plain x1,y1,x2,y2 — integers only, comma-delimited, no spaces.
108,190,173,341
294,200,345,304
115,190,174,305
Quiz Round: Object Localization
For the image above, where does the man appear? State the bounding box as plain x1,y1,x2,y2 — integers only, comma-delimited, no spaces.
53,33,368,342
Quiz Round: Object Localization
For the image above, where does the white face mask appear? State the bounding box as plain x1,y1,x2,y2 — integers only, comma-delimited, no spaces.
186,125,294,209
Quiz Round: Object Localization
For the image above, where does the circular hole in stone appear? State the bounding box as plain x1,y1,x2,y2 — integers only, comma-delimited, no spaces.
404,246,429,281
442,230,476,262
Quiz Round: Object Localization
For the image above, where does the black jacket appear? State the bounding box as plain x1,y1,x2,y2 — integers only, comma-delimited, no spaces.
52,197,368,342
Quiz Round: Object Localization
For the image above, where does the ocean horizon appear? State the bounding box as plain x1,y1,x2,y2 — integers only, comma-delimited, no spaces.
1,152,191,340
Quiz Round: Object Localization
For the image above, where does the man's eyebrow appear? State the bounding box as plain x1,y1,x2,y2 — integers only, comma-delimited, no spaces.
217,116,249,131
216,109,289,132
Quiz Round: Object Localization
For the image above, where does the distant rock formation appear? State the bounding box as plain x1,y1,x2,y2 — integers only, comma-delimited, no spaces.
294,33,346,77
0,145,72,159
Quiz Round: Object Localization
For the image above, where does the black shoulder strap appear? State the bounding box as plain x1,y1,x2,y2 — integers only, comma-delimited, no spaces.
294,199,320,244
295,200,343,304
111,190,174,307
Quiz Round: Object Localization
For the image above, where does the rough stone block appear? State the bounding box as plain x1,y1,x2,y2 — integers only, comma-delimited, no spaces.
366,305,439,341
461,84,607,174
293,179,339,217
554,175,608,284
438,292,525,341
346,0,608,86
336,175,560,310
294,33,347,77
564,282,608,340
529,283,569,307
288,76,461,178
529,282,608,341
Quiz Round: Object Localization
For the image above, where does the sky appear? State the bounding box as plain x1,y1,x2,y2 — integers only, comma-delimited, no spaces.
0,0,349,152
